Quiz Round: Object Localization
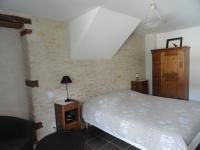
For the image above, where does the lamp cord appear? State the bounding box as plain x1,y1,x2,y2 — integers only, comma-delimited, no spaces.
66,84,69,100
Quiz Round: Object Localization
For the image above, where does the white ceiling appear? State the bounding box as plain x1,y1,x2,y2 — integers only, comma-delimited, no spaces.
0,0,200,33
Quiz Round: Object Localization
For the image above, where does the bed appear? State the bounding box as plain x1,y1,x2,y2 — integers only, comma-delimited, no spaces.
82,90,200,150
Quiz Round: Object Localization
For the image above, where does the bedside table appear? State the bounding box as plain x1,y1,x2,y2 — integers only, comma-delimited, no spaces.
54,100,80,131
131,80,148,94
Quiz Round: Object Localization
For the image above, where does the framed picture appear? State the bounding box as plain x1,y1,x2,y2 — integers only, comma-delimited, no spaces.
166,37,183,48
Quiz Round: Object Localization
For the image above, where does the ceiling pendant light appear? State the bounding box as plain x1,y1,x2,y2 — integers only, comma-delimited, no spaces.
141,2,163,31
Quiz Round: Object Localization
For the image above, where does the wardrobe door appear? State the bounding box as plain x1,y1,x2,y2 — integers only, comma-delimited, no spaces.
161,49,184,99
152,47,189,100
152,51,162,96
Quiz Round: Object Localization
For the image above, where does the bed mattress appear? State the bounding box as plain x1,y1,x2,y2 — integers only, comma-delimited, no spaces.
82,90,200,150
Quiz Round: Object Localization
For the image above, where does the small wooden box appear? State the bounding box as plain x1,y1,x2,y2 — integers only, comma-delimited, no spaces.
131,80,149,94
55,100,80,131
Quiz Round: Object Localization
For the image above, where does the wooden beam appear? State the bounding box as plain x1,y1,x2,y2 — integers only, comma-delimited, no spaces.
33,122,43,143
0,14,31,24
34,122,43,130
0,13,31,29
20,29,32,36
25,80,39,88
0,20,23,29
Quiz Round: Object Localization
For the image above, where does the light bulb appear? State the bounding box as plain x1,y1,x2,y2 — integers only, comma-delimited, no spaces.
150,3,156,10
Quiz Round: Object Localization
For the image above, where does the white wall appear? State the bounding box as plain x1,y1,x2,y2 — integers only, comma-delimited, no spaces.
145,26,200,101
0,27,29,119
69,7,141,59
145,34,156,95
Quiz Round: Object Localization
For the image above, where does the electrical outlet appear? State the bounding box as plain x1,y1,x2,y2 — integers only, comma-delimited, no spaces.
51,125,56,130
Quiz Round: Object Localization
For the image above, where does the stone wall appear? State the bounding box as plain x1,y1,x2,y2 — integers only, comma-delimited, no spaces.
22,17,146,139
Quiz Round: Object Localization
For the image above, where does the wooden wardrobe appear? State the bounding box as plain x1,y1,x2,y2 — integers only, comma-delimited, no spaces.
151,47,190,100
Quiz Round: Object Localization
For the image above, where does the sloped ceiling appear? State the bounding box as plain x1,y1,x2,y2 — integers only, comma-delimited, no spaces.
69,7,140,59
0,0,200,59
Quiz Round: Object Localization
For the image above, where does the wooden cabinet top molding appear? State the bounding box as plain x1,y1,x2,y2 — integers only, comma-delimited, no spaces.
151,46,190,53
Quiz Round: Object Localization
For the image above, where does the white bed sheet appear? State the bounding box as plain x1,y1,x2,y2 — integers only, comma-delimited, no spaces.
82,90,200,150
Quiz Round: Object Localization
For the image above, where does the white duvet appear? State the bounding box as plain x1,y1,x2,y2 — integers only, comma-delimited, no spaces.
82,90,200,150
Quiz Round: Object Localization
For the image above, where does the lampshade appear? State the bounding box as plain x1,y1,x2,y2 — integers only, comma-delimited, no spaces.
61,76,72,84
141,3,163,31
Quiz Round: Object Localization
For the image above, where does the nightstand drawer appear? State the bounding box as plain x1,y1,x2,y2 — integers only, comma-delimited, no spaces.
65,121,80,129
64,102,78,111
